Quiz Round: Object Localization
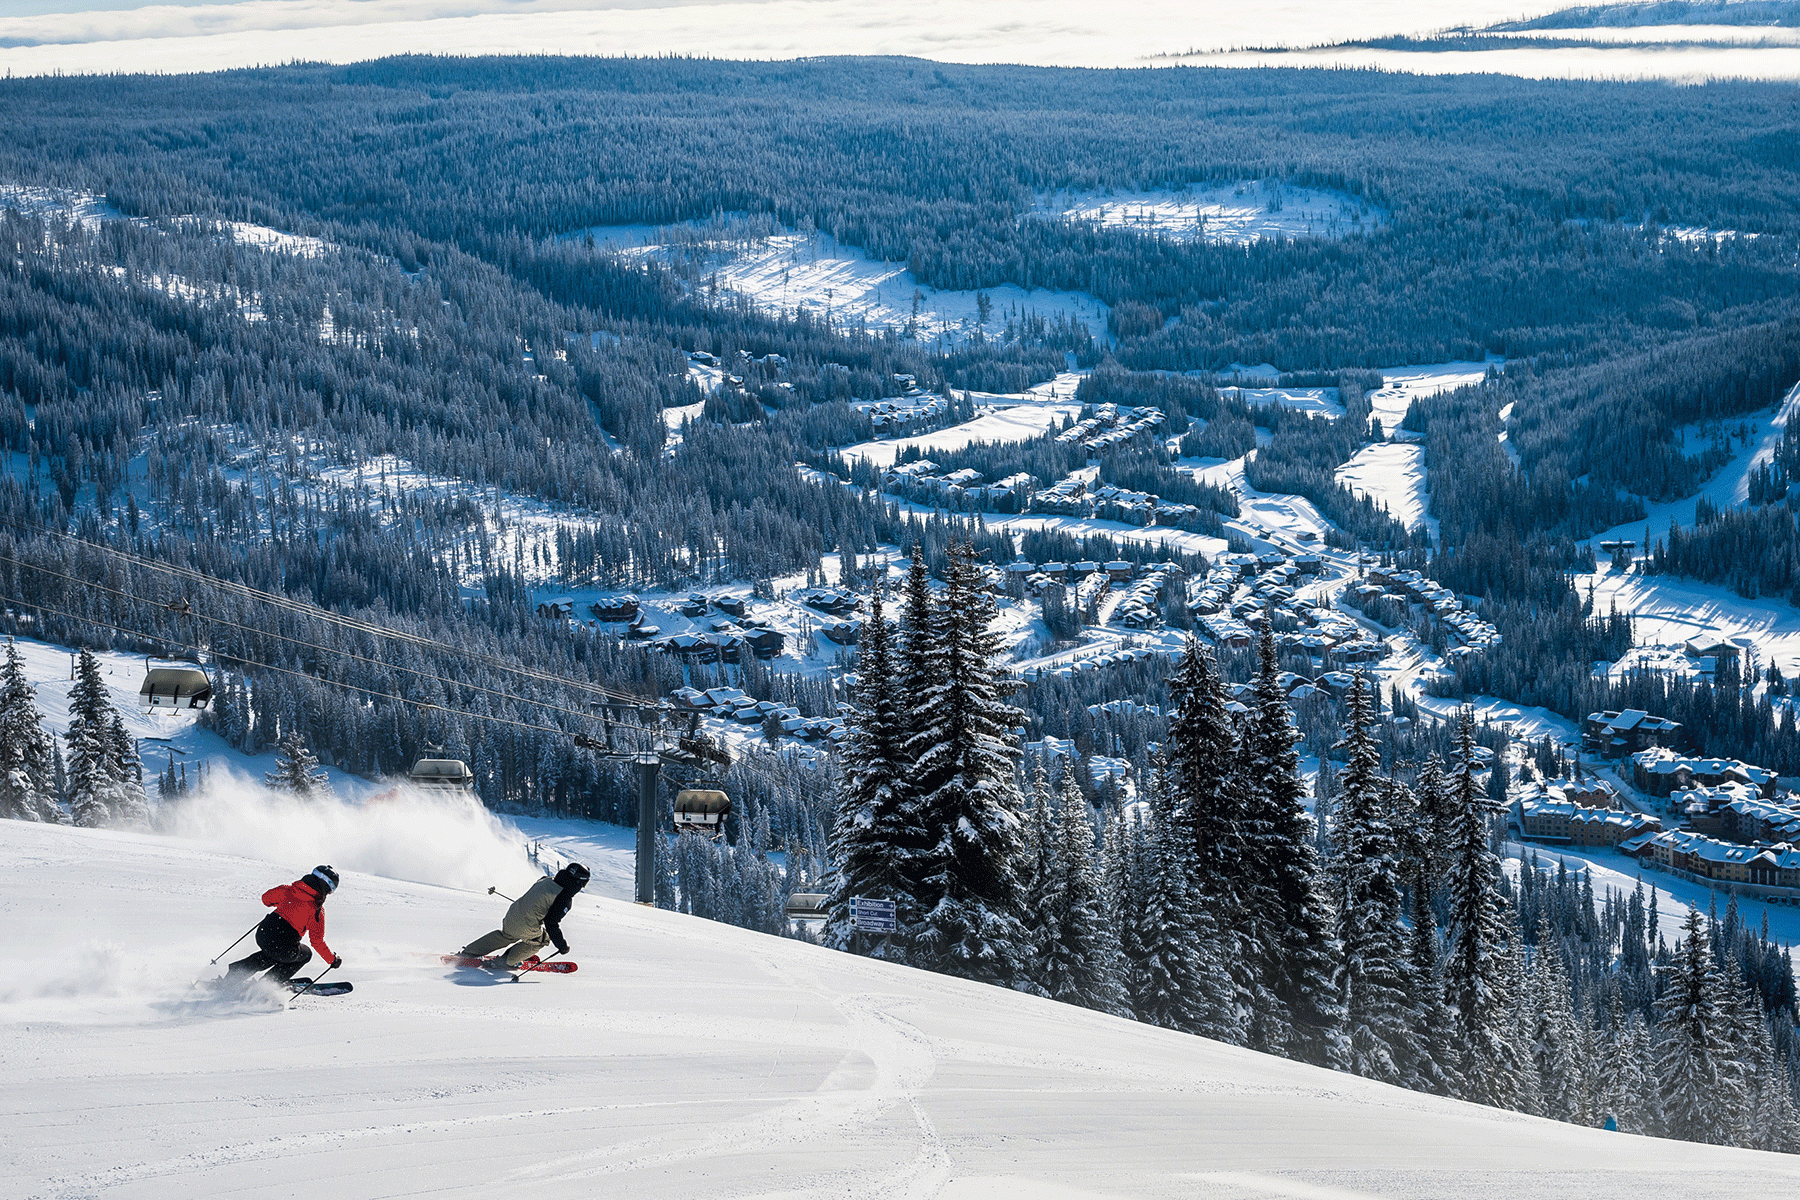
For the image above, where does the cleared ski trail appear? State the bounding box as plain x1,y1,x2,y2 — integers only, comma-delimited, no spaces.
7,818,1800,1199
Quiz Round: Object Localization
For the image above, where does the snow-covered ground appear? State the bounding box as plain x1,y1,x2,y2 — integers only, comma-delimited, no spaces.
1229,386,1346,419
1183,452,1339,553
0,185,332,259
1578,569,1800,682
1335,442,1436,538
838,399,1083,470
1025,183,1387,244
582,222,1109,351
1173,42,1800,81
1560,379,1800,680
1587,381,1800,553
14,815,1800,1200
1369,359,1503,440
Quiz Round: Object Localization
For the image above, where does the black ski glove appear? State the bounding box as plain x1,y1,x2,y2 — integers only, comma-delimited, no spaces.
552,935,570,956
331,956,343,969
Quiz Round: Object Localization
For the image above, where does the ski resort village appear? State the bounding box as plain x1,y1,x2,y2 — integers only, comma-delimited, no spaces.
8,41,1800,1200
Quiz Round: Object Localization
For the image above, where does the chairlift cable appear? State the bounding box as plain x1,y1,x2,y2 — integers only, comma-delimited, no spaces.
0,552,644,732
0,523,655,707
0,591,606,743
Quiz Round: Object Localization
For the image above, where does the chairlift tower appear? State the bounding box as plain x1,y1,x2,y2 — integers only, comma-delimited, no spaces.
580,709,732,905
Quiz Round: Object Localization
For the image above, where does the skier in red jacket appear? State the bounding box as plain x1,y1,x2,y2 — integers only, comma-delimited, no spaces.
226,866,342,985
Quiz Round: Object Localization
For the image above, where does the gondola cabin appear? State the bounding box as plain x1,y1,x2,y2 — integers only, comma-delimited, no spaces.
139,666,212,711
409,758,476,791
673,788,731,836
784,893,829,922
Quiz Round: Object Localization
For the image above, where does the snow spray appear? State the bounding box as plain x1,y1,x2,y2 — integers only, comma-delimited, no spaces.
159,770,541,894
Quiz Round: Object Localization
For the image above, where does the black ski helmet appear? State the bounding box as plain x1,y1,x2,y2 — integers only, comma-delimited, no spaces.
554,862,590,890
308,865,341,894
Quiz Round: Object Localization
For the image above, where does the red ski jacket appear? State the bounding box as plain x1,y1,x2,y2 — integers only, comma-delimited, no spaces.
263,879,335,962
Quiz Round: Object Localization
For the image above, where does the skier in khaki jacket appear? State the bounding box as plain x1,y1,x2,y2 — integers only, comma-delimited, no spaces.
460,863,589,967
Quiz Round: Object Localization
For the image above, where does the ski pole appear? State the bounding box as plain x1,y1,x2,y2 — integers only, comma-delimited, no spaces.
288,960,337,1006
512,950,561,982
488,886,518,902
210,920,261,965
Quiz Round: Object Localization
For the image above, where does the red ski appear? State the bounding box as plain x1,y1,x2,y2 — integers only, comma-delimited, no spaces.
440,954,578,974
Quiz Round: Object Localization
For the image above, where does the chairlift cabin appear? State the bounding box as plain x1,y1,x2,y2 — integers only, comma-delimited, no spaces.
784,893,829,922
139,663,213,711
673,788,731,836
409,758,476,792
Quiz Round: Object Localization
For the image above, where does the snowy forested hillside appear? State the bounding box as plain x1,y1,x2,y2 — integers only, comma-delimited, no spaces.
4,54,1800,1193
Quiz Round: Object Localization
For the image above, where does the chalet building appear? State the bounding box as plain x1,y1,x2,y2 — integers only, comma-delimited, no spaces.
1645,829,1800,891
742,628,785,659
1631,747,1776,796
1683,637,1747,672
1722,796,1800,844
1513,792,1661,847
1584,709,1683,759
591,594,640,622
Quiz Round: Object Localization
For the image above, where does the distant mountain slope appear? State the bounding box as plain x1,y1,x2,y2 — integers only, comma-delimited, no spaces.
1493,0,1800,28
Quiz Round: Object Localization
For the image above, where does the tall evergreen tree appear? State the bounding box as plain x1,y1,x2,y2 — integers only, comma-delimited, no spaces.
107,713,150,824
826,584,921,959
1658,906,1741,1145
1131,762,1236,1038
1161,637,1256,1039
1401,780,1461,1097
1164,638,1240,899
1245,623,1344,1067
1034,762,1130,1015
67,649,144,828
908,541,1030,986
1444,707,1518,1107
0,643,60,822
1104,809,1147,1013
1329,676,1419,1085
1526,945,1582,1122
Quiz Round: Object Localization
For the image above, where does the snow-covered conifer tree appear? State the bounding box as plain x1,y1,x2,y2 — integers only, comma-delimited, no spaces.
1403,789,1461,1097
1131,763,1236,1038
1104,809,1147,1012
1161,637,1260,1039
266,729,331,798
1245,623,1344,1067
1657,906,1741,1144
0,643,60,822
827,584,922,959
907,542,1031,986
1034,763,1129,1015
67,649,138,827
1526,944,1581,1121
1328,676,1419,1085
1444,707,1518,1106
1412,754,1451,888
1164,638,1241,899
107,713,150,825
1020,757,1058,982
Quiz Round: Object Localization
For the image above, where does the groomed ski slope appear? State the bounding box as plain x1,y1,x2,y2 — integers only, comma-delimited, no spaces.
9,817,1800,1200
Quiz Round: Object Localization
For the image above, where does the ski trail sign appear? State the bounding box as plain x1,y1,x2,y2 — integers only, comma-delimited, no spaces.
850,897,897,933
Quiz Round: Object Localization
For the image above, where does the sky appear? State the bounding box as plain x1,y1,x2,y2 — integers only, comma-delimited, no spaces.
8,0,1800,79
